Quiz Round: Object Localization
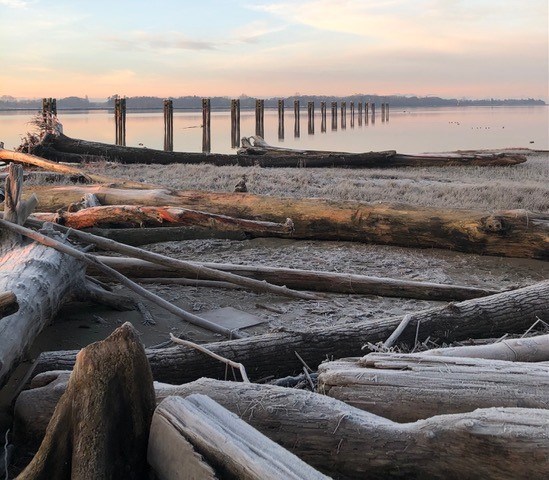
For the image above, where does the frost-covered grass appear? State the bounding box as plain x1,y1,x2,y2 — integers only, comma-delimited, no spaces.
85,150,549,212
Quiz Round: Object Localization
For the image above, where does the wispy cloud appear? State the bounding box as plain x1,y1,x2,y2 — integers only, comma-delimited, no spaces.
103,31,218,51
0,0,30,8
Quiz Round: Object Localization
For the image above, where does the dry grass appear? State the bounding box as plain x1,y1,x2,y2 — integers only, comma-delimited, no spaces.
88,150,549,212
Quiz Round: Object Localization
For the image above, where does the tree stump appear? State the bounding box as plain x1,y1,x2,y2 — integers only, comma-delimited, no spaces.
17,322,155,480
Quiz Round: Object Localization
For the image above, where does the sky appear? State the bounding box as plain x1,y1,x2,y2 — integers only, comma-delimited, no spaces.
1,0,547,101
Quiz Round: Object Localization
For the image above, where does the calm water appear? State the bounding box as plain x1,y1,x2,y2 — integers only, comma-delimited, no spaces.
1,106,547,154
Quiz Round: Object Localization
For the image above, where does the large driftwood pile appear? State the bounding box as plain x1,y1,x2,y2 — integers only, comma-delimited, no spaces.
1,128,548,477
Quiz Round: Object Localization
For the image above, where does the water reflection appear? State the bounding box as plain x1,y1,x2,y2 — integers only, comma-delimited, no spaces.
0,106,547,154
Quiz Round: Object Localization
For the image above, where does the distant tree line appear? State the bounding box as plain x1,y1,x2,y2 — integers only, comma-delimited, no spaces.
0,94,545,111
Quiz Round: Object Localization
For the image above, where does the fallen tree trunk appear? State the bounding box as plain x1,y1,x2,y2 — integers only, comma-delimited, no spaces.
17,323,155,479
37,132,527,167
90,255,500,301
317,353,549,422
15,376,549,479
16,185,549,259
240,135,528,167
33,205,294,237
420,332,549,361
31,280,549,385
0,147,148,189
149,395,329,480
0,165,88,385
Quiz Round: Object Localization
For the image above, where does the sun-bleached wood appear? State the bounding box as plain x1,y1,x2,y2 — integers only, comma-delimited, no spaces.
318,353,549,421
15,376,549,479
149,395,330,480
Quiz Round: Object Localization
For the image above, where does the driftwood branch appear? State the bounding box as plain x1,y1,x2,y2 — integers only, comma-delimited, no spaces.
26,218,319,301
88,255,500,302
0,219,245,339
169,334,250,382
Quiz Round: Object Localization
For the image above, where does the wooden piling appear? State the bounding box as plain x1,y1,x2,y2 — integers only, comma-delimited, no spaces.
358,102,363,126
41,97,57,132
371,102,376,124
350,101,355,128
320,101,327,133
294,100,300,138
255,99,264,138
331,102,337,131
385,102,390,122
307,101,315,135
202,98,211,153
341,101,347,130
278,99,284,140
231,99,241,148
114,97,126,146
163,99,173,152
381,102,386,123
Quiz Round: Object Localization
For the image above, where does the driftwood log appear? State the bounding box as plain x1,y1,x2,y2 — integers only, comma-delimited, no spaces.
31,280,549,385
149,395,329,480
17,323,155,479
90,255,500,301
0,165,88,385
0,147,146,188
33,205,295,237
34,132,527,167
15,376,549,479
18,184,549,259
420,332,549,361
317,353,549,422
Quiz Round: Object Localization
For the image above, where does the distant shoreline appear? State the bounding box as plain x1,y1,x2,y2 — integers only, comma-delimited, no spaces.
0,95,545,112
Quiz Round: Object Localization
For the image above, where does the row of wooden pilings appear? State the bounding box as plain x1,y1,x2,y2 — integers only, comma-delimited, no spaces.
43,97,389,153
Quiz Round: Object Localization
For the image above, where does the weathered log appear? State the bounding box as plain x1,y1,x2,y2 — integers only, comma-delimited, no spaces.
17,323,155,479
15,376,549,479
149,395,329,480
85,225,252,244
420,332,549,361
0,290,18,318
239,135,528,167
31,280,549,385
90,255,500,301
18,185,549,258
38,132,527,168
0,166,87,385
0,147,147,189
33,205,294,237
318,353,549,422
